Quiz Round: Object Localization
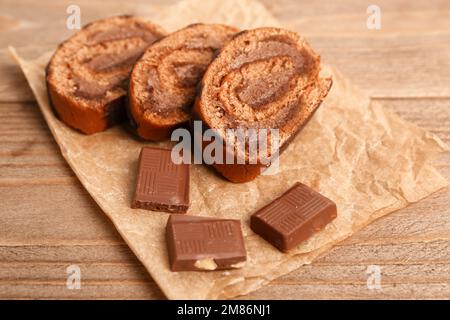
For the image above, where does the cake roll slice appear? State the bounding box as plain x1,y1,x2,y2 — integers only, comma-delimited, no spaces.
194,27,332,183
128,23,238,141
46,16,166,134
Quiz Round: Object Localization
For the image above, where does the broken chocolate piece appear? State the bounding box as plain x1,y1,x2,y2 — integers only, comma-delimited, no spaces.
131,147,189,213
250,182,337,252
166,215,246,271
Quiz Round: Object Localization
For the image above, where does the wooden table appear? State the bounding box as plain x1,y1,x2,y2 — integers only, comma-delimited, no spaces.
1,0,449,299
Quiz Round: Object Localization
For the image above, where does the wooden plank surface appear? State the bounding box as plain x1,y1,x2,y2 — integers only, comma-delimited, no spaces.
0,0,449,299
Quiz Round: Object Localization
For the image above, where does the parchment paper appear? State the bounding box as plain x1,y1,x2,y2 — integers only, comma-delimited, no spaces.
10,0,449,299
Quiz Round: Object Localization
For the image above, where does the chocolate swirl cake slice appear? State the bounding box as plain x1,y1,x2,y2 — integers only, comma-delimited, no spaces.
128,23,238,141
46,16,166,134
194,27,332,183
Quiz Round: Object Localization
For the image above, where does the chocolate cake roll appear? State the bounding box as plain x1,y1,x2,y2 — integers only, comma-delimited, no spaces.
194,27,332,183
128,23,238,141
46,16,166,134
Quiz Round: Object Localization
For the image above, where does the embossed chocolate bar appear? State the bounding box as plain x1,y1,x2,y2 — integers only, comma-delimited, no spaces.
131,147,189,213
250,182,337,252
166,215,246,271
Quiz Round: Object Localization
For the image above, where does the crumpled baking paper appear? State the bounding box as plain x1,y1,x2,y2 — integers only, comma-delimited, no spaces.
10,0,449,299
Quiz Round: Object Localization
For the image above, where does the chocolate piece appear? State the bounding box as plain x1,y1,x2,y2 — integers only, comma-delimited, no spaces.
166,215,246,271
131,147,189,213
250,182,337,252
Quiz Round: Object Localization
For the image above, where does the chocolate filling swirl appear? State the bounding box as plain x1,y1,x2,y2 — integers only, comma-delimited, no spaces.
128,24,238,141
71,25,161,99
46,16,166,135
204,33,321,133
144,46,215,115
200,28,330,140
50,17,165,101
195,28,332,182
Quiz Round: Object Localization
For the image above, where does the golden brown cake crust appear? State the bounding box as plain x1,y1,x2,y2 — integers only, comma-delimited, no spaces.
46,16,166,135
194,27,332,183
128,23,238,141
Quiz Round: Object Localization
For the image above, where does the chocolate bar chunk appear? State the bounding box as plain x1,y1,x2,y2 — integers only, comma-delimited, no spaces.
166,215,246,271
250,182,337,252
131,147,189,213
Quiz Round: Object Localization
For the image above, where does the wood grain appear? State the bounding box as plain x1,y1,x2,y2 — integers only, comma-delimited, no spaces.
0,0,449,299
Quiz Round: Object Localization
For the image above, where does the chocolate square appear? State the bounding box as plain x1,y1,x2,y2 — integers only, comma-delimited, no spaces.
250,182,337,252
131,147,189,213
166,215,246,271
